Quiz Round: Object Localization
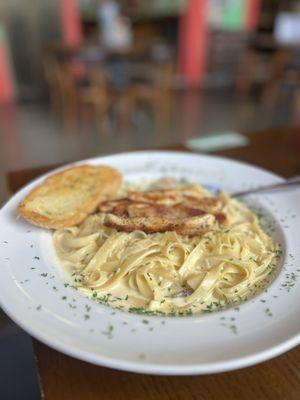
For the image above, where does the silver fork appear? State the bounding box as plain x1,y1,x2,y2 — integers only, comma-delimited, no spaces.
232,175,300,198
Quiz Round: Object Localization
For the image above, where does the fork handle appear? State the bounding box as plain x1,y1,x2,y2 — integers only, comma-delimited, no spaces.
232,175,300,197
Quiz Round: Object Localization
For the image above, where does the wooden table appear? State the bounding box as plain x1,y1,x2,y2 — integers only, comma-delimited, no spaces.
6,126,300,399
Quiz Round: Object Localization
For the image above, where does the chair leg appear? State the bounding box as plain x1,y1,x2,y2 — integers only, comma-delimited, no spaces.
93,101,112,136
117,93,134,134
261,80,281,109
48,88,61,118
62,92,78,129
154,90,171,135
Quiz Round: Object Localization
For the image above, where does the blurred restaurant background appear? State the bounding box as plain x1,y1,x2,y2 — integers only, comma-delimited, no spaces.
1,0,300,397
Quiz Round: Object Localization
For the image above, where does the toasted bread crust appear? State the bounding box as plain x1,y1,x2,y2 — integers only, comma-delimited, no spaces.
18,165,121,229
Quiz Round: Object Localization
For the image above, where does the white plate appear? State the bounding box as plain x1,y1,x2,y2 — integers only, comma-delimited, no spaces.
0,151,299,375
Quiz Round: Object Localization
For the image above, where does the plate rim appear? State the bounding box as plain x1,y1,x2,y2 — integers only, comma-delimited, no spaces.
1,150,299,375
7,150,285,192
1,295,299,375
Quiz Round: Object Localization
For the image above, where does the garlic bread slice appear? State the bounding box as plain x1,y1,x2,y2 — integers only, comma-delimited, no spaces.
18,165,121,229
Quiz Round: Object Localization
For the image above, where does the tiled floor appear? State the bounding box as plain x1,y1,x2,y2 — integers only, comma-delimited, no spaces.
0,87,294,399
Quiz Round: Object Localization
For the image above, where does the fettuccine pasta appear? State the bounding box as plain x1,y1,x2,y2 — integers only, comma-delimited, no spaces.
53,183,279,316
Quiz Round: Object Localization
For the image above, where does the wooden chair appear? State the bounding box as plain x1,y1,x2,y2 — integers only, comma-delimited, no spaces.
261,49,292,108
121,60,174,134
42,53,64,118
236,48,270,96
43,51,112,130
236,34,279,98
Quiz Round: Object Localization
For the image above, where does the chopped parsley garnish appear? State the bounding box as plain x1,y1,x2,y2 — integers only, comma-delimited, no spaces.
102,325,114,339
229,325,237,334
265,308,273,317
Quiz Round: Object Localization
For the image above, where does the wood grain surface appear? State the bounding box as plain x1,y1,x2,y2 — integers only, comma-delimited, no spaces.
6,126,300,399
34,340,300,400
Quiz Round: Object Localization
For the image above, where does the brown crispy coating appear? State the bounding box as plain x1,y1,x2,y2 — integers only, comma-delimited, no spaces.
99,187,227,236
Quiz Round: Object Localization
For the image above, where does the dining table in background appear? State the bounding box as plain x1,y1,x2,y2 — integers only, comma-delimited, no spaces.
6,125,300,400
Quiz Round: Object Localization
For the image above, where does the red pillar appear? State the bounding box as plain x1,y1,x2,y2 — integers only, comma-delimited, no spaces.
178,0,208,86
59,0,83,48
245,0,261,31
0,28,15,103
